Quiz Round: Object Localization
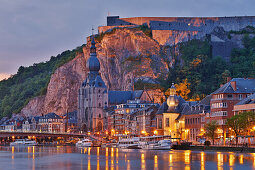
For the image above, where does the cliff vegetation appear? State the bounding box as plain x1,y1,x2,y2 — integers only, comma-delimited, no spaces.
0,45,84,117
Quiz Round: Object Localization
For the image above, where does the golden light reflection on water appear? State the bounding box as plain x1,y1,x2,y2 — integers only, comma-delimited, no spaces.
239,154,243,165
116,148,119,170
184,150,191,170
252,153,255,168
169,154,173,167
12,146,14,160
154,155,158,169
32,146,35,170
111,148,114,170
127,160,131,170
106,147,108,157
141,153,145,169
201,152,205,170
88,147,91,170
88,147,91,156
97,147,100,170
229,153,235,167
217,152,223,170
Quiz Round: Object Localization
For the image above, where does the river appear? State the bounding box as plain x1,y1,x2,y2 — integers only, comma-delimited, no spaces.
0,146,254,169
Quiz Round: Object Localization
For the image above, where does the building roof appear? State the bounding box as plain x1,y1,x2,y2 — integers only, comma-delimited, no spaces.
156,96,186,115
212,78,255,94
236,93,255,105
43,113,62,119
108,90,144,105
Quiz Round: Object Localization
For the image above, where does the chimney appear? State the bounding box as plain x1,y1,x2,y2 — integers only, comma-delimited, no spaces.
231,81,237,91
227,77,232,82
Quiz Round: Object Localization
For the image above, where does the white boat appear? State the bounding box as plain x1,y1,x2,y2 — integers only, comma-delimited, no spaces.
139,136,173,150
145,139,172,150
76,139,92,147
117,137,141,149
10,139,37,146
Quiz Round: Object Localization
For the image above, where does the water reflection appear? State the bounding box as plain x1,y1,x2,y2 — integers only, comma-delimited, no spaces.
184,150,190,170
217,152,223,170
1,146,255,169
201,152,205,170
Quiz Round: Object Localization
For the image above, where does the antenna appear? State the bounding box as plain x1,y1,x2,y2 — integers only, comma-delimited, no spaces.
92,26,95,35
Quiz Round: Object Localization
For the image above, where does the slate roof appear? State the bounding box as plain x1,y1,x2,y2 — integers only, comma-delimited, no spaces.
43,113,61,119
108,90,144,105
212,78,255,94
236,93,255,105
156,96,187,115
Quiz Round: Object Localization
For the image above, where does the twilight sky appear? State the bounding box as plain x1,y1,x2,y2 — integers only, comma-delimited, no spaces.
0,0,255,80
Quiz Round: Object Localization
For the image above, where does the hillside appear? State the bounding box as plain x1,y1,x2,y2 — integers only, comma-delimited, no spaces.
0,26,254,118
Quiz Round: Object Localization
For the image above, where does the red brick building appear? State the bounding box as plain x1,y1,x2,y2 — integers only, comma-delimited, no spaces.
184,95,211,142
209,78,255,142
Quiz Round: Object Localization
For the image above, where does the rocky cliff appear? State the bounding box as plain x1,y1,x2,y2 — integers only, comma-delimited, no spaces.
21,28,169,116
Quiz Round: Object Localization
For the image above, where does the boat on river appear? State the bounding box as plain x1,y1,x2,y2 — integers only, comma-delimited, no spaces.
117,136,173,150
75,139,92,147
140,139,172,150
10,139,37,146
117,137,140,149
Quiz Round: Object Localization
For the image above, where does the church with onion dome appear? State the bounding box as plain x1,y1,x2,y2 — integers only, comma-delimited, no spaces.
155,83,190,139
77,36,155,132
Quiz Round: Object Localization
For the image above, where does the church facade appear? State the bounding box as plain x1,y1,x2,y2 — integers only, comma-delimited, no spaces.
77,37,155,132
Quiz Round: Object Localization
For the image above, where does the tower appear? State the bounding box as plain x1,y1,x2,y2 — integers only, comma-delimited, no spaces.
78,36,108,132
167,83,179,112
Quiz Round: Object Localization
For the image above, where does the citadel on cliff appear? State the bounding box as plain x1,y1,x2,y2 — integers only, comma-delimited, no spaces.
78,15,255,132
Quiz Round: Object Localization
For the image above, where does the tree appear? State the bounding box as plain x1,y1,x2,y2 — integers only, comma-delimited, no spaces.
226,113,248,145
205,120,218,145
165,79,191,100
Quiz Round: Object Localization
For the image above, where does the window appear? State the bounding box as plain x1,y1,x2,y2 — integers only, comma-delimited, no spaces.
166,118,169,127
239,94,243,100
227,94,233,99
159,119,162,129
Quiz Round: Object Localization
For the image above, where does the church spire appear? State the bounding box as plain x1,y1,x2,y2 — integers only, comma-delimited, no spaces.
86,35,100,72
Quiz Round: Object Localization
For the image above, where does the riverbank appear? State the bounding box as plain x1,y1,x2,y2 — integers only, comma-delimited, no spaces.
172,145,255,153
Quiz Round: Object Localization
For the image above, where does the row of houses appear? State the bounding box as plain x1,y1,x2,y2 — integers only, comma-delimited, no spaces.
0,111,78,133
105,78,255,144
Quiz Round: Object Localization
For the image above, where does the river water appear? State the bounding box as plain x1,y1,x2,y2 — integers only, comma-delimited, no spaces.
0,146,254,170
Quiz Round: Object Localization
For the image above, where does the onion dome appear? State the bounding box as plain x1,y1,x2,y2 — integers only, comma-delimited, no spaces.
167,83,179,108
86,36,100,72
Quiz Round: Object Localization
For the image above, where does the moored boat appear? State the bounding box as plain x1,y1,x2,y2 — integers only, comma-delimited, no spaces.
75,139,92,147
10,139,37,146
117,137,140,149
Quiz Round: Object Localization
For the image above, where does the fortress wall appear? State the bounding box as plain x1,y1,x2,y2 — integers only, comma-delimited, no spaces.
98,25,136,34
104,16,255,46
119,16,255,30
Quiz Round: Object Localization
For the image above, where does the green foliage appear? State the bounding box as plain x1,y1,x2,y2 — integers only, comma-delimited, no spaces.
0,45,84,118
229,26,255,35
230,35,255,78
95,28,117,43
226,111,255,144
205,120,218,145
134,79,163,90
138,25,152,38
159,39,226,100
159,35,255,100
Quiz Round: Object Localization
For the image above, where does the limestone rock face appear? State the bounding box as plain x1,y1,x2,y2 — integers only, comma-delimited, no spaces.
20,96,45,117
21,28,169,116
